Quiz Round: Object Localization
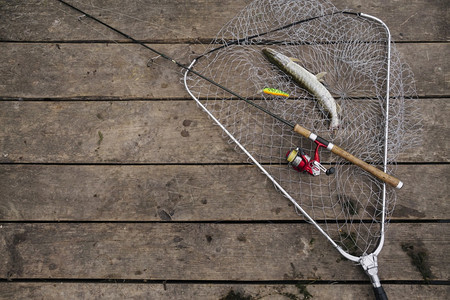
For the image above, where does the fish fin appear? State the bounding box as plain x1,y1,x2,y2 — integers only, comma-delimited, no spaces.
336,102,342,113
315,72,327,82
289,57,301,63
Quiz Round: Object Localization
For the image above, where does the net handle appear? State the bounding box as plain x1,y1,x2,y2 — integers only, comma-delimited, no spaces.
293,124,403,189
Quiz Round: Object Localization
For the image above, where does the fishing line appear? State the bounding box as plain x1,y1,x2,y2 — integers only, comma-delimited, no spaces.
56,0,405,188
52,4,165,73
55,1,366,130
56,0,298,127
53,0,207,87
196,10,360,60
67,0,194,42
53,0,297,158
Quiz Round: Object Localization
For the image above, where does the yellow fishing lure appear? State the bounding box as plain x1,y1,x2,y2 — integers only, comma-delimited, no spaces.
262,87,289,97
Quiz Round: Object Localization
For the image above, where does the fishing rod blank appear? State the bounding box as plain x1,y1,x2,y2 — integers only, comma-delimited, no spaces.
56,0,403,190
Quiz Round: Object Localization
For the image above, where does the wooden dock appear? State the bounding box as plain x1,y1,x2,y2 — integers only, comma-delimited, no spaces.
0,0,448,299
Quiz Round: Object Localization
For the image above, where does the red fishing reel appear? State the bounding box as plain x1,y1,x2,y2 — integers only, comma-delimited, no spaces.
286,140,335,176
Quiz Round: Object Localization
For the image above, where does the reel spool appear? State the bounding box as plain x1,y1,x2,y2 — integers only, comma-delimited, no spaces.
286,141,335,176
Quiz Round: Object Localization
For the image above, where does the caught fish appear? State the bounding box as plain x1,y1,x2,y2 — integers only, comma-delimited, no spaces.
262,48,340,130
262,87,289,97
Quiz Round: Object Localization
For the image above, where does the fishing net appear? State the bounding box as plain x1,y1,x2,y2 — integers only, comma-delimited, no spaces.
54,0,423,296
184,0,421,258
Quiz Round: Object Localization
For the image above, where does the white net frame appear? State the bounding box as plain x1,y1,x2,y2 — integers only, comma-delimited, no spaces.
184,0,421,291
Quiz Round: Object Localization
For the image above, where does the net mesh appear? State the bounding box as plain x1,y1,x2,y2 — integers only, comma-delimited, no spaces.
185,0,421,256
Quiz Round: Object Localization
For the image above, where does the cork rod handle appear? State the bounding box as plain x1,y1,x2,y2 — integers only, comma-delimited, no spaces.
293,124,403,189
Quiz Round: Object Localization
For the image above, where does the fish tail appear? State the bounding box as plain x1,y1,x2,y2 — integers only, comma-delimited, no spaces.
330,117,340,131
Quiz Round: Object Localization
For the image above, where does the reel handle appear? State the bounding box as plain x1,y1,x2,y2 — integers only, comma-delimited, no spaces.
293,124,403,189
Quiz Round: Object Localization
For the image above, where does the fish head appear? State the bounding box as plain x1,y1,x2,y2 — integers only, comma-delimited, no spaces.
262,48,293,67
262,48,277,57
262,48,282,61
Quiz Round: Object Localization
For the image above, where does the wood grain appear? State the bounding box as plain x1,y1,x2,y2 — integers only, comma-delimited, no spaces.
0,99,447,163
0,0,447,42
0,164,447,221
0,1,448,299
0,223,448,281
0,282,448,300
0,43,447,98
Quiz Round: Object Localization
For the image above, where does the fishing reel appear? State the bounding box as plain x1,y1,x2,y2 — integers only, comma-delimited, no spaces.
286,140,335,176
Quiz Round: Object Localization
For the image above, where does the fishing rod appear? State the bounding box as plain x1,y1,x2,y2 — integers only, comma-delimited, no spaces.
56,0,403,189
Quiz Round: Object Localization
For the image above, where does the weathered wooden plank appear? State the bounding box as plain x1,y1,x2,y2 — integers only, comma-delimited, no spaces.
0,0,447,42
0,0,250,43
0,223,448,281
0,99,447,163
0,1,446,299
0,43,447,98
0,100,240,163
0,164,447,221
401,43,449,98
0,43,191,99
0,282,448,300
